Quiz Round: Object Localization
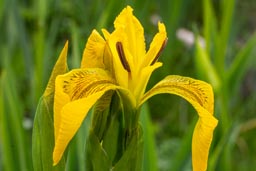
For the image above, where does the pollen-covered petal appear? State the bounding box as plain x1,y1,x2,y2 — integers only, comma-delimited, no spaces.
114,5,146,63
140,75,218,171
81,30,106,69
53,68,119,165
44,41,68,97
143,22,167,67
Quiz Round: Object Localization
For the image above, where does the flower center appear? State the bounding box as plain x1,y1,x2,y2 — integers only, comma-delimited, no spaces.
116,39,168,73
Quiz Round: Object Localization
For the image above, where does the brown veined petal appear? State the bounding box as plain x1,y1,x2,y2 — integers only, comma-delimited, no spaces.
44,41,68,97
53,68,119,165
143,22,167,67
140,75,218,171
81,30,106,69
114,5,146,64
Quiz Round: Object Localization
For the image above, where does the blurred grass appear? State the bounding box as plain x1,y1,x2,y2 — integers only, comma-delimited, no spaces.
0,0,256,170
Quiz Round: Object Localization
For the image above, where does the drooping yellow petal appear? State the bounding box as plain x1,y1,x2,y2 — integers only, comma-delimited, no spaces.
53,68,119,165
114,5,146,64
44,41,68,97
140,75,218,171
81,30,106,69
143,22,167,67
53,92,112,165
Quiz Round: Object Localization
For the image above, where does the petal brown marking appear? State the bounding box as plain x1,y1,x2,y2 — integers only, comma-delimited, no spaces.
116,42,131,72
150,38,168,66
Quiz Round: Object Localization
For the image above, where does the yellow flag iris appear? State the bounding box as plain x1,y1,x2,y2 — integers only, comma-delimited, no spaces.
52,6,218,171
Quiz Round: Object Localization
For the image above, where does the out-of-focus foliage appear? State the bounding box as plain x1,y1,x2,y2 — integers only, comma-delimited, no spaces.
0,0,255,170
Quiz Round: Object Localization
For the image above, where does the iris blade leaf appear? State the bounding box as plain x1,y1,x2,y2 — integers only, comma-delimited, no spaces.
32,41,69,170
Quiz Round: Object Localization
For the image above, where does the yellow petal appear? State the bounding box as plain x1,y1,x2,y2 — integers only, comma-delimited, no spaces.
114,5,146,64
100,29,115,75
54,77,70,141
81,30,106,69
133,62,162,102
53,91,112,165
143,22,167,67
106,29,128,88
44,41,68,97
140,75,218,171
53,68,118,165
102,28,111,40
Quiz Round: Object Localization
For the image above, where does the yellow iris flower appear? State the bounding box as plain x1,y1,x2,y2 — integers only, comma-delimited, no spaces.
52,6,218,171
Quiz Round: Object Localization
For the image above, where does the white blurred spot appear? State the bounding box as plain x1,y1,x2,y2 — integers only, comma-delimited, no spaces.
23,117,33,130
150,13,162,26
176,28,205,48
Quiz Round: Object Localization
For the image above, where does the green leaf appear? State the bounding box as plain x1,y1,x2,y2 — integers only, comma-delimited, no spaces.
0,67,31,171
86,92,144,171
140,104,158,171
170,117,197,171
0,72,17,171
203,0,218,57
208,123,241,171
195,38,220,91
32,41,68,170
226,32,256,95
112,124,144,171
94,92,125,166
32,95,66,171
91,91,113,141
215,0,236,72
85,130,112,171
101,109,123,165
85,92,121,170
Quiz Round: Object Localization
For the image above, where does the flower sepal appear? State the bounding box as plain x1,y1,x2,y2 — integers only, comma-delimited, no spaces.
90,91,114,141
86,91,143,171
111,124,143,171
85,125,143,171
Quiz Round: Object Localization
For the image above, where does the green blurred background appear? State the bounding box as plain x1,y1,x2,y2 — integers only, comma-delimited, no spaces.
0,0,256,170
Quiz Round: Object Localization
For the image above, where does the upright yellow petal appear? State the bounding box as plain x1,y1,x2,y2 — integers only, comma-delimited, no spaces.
101,29,114,74
143,22,167,67
140,75,218,171
53,68,119,165
44,41,68,97
114,5,146,64
106,29,129,88
133,62,162,103
81,30,106,69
